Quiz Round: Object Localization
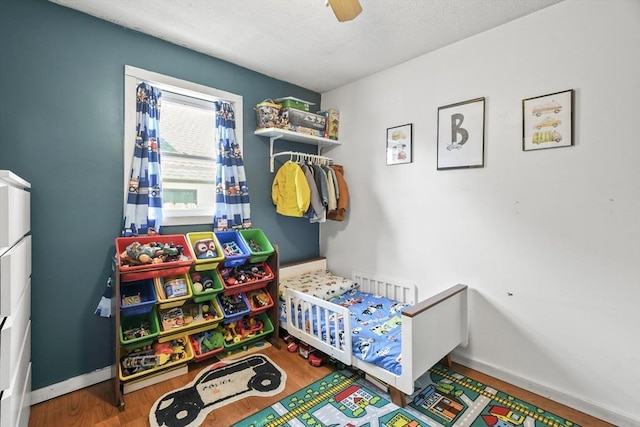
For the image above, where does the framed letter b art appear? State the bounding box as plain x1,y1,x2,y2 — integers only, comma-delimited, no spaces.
437,97,485,170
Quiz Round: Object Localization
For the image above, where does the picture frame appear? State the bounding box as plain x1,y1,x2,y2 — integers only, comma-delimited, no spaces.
386,123,413,165
522,89,574,151
437,97,485,170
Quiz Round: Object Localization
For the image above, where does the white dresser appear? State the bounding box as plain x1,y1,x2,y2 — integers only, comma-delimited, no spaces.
0,171,31,427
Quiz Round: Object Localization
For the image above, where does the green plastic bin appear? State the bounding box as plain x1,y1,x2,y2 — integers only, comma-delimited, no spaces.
239,229,275,263
189,269,224,303
119,308,160,350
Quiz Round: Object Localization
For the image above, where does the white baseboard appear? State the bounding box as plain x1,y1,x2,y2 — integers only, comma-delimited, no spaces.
452,353,639,427
30,365,113,405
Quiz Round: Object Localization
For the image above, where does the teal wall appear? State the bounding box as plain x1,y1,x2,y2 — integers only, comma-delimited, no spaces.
0,0,321,390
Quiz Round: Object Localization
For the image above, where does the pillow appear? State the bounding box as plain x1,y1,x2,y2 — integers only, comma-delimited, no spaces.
279,269,358,301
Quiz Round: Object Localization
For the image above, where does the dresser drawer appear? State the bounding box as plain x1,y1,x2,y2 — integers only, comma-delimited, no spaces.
0,281,31,391
0,180,30,252
0,236,31,318
0,327,31,427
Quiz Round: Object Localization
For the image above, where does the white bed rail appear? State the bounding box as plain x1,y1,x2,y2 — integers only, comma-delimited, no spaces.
353,271,417,305
285,288,352,365
398,283,468,393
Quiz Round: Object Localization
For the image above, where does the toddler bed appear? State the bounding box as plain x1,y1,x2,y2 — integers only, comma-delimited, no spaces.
278,257,468,406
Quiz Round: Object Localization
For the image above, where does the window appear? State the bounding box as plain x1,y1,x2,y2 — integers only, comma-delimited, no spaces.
124,66,243,226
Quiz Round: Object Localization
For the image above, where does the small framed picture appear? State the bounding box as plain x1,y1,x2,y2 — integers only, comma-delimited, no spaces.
386,123,412,165
437,97,485,170
522,89,574,151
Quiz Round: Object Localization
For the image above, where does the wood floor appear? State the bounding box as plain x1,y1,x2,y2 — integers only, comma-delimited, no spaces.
29,340,612,427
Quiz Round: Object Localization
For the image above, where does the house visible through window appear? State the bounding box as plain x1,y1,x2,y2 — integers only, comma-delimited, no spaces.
160,92,216,214
123,66,243,226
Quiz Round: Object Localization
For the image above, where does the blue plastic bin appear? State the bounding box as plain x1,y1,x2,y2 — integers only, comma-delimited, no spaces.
120,279,157,316
217,292,250,322
214,230,250,267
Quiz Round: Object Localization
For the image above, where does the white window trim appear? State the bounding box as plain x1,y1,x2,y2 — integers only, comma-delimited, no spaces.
123,65,243,226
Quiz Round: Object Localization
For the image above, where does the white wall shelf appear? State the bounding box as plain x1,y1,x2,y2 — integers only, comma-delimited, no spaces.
254,128,341,172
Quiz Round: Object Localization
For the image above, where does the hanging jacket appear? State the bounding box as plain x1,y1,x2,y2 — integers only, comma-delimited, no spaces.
327,164,349,221
272,161,311,217
322,165,337,213
301,163,324,222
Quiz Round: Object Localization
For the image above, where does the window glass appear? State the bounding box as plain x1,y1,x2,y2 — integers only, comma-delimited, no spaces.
123,66,243,226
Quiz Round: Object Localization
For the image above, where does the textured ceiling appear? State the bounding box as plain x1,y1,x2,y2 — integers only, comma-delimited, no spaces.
50,0,564,93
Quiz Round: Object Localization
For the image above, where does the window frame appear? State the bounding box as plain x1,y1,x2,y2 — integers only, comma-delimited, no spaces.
123,65,243,226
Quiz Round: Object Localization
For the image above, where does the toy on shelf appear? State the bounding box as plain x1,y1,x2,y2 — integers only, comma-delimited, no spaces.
159,300,222,331
119,241,187,267
190,272,215,293
183,301,220,322
222,241,243,256
246,239,263,253
222,316,265,344
164,276,189,298
122,322,151,341
246,288,273,311
191,329,225,356
120,337,189,376
219,264,271,287
160,307,187,330
218,294,249,317
193,239,218,260
121,292,142,306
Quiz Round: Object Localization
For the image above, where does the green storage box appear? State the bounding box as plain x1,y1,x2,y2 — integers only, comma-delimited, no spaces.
239,229,275,263
274,97,315,112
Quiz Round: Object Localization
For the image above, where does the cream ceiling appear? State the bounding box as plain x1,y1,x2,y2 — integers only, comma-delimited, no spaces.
50,0,564,93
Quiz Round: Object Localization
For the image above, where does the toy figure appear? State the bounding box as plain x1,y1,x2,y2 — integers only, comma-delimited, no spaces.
193,239,218,259
120,241,185,266
190,273,215,293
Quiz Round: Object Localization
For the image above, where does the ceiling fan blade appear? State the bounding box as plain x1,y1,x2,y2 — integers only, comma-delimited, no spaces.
327,0,362,22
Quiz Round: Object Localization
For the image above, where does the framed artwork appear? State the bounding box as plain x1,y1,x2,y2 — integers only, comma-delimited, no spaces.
437,97,485,170
386,123,413,165
522,89,574,151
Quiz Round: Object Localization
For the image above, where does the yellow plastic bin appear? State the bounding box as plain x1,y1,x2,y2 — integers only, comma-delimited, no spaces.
186,232,225,271
153,274,193,309
119,335,194,382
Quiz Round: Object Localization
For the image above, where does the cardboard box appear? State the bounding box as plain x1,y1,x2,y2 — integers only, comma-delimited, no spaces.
318,109,339,140
281,108,326,131
281,124,324,137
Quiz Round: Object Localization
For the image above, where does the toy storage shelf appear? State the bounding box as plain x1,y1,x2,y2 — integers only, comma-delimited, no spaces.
112,243,280,412
254,128,341,172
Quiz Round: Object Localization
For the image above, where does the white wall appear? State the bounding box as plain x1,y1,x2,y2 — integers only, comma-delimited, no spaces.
320,0,640,424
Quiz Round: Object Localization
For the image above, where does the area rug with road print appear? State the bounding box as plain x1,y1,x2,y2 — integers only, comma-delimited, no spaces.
233,364,580,427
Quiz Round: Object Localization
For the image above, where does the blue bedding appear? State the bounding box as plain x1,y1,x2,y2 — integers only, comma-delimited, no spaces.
280,289,411,375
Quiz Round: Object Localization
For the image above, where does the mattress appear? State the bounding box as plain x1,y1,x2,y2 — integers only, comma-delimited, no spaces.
279,269,358,301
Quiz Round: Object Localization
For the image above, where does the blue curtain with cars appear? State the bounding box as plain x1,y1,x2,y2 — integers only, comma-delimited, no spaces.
122,82,163,236
213,101,251,230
